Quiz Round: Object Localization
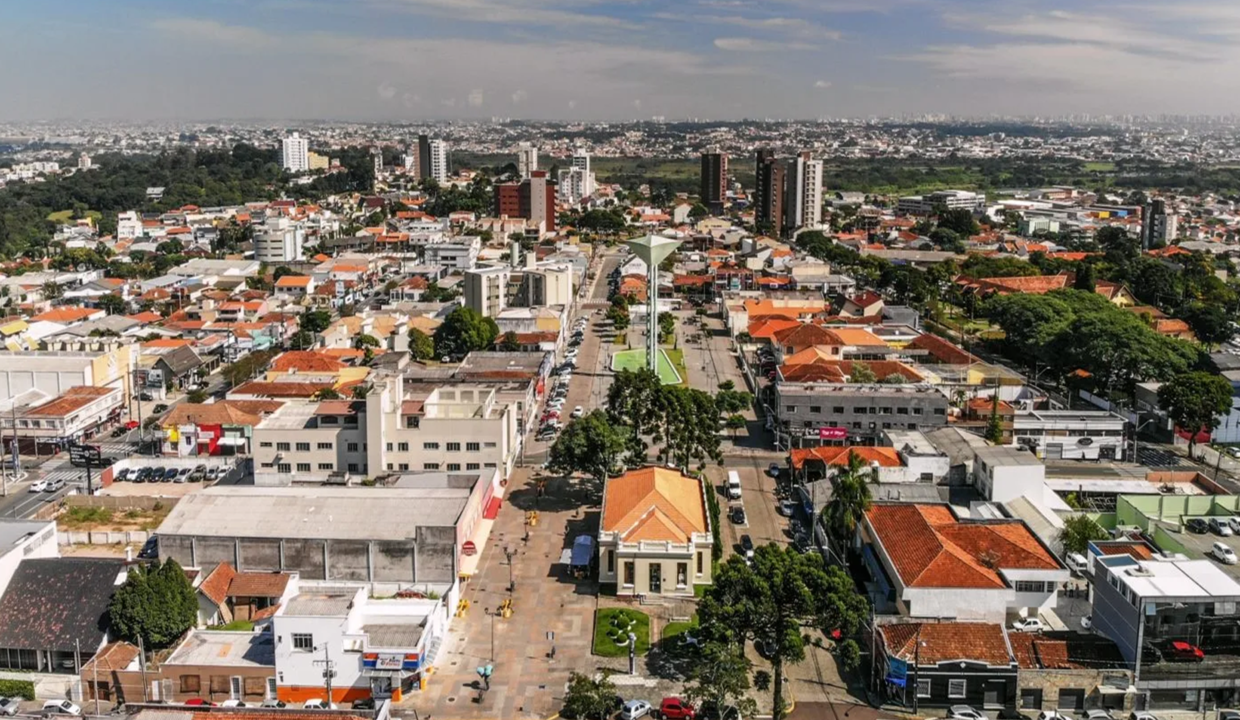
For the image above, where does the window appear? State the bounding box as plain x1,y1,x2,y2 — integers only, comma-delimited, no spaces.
347,442,359,453
484,442,497,448
447,463,461,471
785,405,797,413
296,463,311,472
606,550,614,573
386,443,393,451
466,442,480,452
833,406,844,414
447,442,461,452
180,675,201,693
623,562,635,586
424,463,441,470
347,463,359,472
276,442,290,451
948,679,966,698
292,633,314,651
295,442,310,452
917,679,931,698
318,463,334,471
1015,581,1046,593
913,408,923,416
880,407,893,415
853,407,867,414
317,442,333,450
259,442,273,448
696,552,704,575
386,463,394,471
277,463,291,474
897,407,909,415
398,442,409,452
467,463,480,470
423,442,440,450
484,462,497,468
399,463,409,471
934,408,946,415
405,416,420,429
320,416,338,425
810,406,822,414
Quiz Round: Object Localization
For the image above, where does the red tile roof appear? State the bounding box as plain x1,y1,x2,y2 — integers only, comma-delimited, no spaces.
882,622,1012,666
31,307,101,324
866,504,1061,589
774,323,845,348
228,572,291,599
907,333,977,365
198,562,236,607
271,351,346,373
791,446,902,470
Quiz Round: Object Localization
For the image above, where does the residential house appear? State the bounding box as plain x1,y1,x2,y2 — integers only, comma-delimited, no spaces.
878,621,1018,713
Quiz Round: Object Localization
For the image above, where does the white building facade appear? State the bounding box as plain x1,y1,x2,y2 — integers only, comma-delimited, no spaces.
282,133,310,173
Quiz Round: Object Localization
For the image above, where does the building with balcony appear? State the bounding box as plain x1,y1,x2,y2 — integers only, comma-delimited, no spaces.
598,467,713,597
774,381,950,448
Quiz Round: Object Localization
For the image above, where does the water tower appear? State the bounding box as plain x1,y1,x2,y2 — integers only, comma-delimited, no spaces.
623,234,682,372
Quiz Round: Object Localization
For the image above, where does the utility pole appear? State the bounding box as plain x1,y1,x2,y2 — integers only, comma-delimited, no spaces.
138,635,148,703
92,637,100,715
313,643,336,705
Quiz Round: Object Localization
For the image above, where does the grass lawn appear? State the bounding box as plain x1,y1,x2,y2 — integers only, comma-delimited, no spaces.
47,209,101,224
663,348,688,387
660,614,701,654
612,348,683,385
212,619,255,631
1083,161,1116,172
594,608,651,657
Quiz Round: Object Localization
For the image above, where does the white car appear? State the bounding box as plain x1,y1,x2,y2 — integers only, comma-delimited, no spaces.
1081,615,1093,630
1084,711,1113,720
28,480,48,493
302,699,337,710
571,406,585,418
1128,713,1159,720
949,705,987,720
1011,617,1045,633
220,700,248,708
1213,542,1238,565
620,700,652,720
41,700,81,716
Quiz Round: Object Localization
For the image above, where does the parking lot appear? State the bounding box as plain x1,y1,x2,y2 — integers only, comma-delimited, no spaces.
1167,517,1240,578
101,458,243,496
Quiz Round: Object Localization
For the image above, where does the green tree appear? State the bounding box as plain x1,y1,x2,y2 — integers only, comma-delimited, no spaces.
433,306,500,359
408,328,435,360
548,410,631,482
837,639,862,674
353,333,380,349
108,559,198,649
725,414,747,437
96,294,127,316
499,331,522,351
272,266,297,282
1180,302,1235,350
936,208,978,236
881,373,907,385
821,451,873,550
659,312,676,342
562,671,618,720
985,394,1004,444
683,642,758,720
1158,371,1234,455
1096,225,1139,263
186,390,208,404
42,280,63,301
847,362,876,384
313,387,342,400
698,545,869,720
606,303,631,331
718,380,736,391
715,389,753,415
607,369,722,470
299,309,332,335
1058,514,1109,554
689,203,710,220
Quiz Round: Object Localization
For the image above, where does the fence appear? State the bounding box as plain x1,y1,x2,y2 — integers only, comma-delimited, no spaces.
59,530,150,546
63,495,176,512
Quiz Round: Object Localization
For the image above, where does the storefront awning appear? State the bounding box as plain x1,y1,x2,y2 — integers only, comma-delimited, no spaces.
362,668,412,679
215,437,247,447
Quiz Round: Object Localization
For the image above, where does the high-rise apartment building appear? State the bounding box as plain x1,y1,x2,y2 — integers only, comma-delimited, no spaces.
255,217,305,263
570,150,595,198
1141,198,1178,249
700,152,728,215
517,143,538,179
493,171,557,232
281,133,309,173
754,149,783,238
428,139,449,184
783,152,823,233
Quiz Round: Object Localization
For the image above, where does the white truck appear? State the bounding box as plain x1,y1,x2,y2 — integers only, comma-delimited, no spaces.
726,470,743,500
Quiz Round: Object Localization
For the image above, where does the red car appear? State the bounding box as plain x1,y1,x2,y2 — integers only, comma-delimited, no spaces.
658,698,695,720
124,420,139,430
183,699,215,706
1166,641,1205,662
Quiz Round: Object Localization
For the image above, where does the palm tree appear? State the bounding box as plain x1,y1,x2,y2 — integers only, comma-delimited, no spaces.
820,451,873,557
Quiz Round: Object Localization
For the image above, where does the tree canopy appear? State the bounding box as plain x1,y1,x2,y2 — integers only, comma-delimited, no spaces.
108,559,198,649
433,306,500,360
548,409,630,482
408,328,435,361
1158,371,1234,454
1059,514,1109,555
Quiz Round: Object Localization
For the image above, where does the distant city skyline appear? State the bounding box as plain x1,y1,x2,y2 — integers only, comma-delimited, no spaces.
4,0,1240,121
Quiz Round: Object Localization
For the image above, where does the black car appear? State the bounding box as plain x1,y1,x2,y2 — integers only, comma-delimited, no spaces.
138,392,154,401
1186,517,1210,534
137,536,159,560
153,404,169,414
729,505,746,525
351,699,376,711
740,534,754,555
162,467,178,482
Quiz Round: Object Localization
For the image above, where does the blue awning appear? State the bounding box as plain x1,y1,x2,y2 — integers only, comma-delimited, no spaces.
885,675,907,687
571,535,595,567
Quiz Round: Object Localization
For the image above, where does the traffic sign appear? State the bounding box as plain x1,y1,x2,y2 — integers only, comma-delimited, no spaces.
68,443,101,468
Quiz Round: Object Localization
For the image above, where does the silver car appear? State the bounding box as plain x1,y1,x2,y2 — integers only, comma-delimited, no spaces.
0,697,20,716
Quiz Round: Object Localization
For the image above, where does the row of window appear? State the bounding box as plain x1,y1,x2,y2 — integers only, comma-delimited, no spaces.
264,462,366,473
262,441,365,452
388,462,497,471
385,441,495,452
787,405,945,416
912,678,967,698
1013,580,1053,593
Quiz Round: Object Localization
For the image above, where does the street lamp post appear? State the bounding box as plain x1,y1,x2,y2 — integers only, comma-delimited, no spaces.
504,546,517,593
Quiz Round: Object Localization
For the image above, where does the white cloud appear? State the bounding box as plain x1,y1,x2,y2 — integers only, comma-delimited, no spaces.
377,81,397,100
689,14,842,40
814,80,832,88
467,89,484,107
714,37,814,51
148,18,273,45
511,89,528,104
370,0,640,29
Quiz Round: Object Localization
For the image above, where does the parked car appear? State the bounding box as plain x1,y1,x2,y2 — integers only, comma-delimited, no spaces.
778,500,796,517
1128,712,1160,720
1229,518,1240,534
658,698,696,720
1037,712,1071,720
28,479,48,493
1011,617,1045,633
1210,518,1234,536
182,699,213,707
740,534,755,558
1065,552,1089,574
1186,517,1210,534
302,699,337,710
621,700,652,720
260,700,287,709
42,700,82,716
1141,643,1163,664
1212,542,1238,565
206,466,223,481
162,467,178,482
45,478,65,492
153,404,168,414
949,706,988,720
138,392,153,401
0,697,20,716
350,699,376,710
1164,640,1205,662
220,700,248,708
729,505,746,525
175,467,191,483
571,406,585,418
1084,710,1113,720
766,463,782,478
1217,711,1240,720
137,536,159,560
190,464,207,481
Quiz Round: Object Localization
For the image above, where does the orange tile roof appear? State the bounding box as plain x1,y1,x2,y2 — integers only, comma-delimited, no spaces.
774,323,845,348
275,275,311,288
228,572,291,599
198,562,236,607
31,307,100,323
882,622,1012,666
747,317,801,340
271,350,346,373
828,327,886,346
779,363,848,383
164,401,274,427
907,333,977,365
26,386,115,417
791,446,902,470
866,504,1060,589
601,467,707,543
142,339,193,349
126,312,164,324
230,381,334,398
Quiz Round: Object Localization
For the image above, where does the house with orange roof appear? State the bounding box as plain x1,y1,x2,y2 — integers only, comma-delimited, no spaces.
30,306,105,325
264,350,370,386
959,274,1137,306
860,503,1068,621
273,274,315,298
772,323,845,361
598,466,712,596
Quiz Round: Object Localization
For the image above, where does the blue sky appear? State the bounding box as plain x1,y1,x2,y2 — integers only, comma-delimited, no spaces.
2,0,1239,121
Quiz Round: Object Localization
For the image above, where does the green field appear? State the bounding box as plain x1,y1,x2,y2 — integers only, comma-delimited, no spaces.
613,348,682,385
47,209,102,224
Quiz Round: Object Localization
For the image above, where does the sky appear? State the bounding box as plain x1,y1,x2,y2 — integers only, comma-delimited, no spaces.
3,0,1240,121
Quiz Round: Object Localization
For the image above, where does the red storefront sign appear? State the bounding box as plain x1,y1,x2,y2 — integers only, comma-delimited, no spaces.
818,427,847,440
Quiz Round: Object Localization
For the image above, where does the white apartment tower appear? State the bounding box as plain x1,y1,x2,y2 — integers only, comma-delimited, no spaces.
429,139,449,184
783,151,823,232
281,132,310,173
517,143,538,179
464,266,511,318
561,149,595,203
255,216,305,263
